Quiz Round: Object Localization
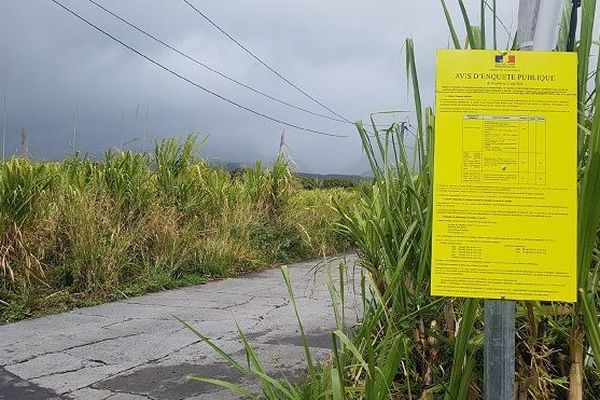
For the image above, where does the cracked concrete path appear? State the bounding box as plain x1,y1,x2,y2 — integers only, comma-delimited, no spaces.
0,255,360,400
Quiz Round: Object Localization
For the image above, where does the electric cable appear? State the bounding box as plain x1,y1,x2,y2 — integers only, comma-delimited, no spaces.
48,0,348,138
182,0,352,124
85,0,349,124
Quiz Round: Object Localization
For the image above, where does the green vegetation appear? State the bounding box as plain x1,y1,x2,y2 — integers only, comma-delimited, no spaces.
182,1,600,398
296,174,369,190
0,136,356,322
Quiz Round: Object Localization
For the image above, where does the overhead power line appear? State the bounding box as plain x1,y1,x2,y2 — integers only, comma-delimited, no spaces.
85,0,348,125
48,0,348,138
182,0,353,124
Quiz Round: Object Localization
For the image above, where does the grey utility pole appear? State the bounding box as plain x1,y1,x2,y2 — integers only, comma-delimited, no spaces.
484,1,563,399
2,91,6,160
485,299,515,400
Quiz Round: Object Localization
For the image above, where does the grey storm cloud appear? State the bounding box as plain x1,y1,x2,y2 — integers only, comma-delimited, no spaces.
0,0,517,174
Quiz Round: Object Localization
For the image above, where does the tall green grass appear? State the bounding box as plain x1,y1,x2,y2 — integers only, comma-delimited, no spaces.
0,159,53,283
0,136,355,322
183,1,600,398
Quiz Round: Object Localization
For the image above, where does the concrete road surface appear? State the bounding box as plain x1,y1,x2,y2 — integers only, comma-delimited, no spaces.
0,255,360,400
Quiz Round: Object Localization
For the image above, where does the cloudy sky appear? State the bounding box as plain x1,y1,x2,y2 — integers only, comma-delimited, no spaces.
0,0,518,174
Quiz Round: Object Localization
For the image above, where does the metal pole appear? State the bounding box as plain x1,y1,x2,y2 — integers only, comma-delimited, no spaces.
484,300,516,399
72,100,79,155
484,1,561,399
143,103,149,153
2,91,7,160
516,0,540,51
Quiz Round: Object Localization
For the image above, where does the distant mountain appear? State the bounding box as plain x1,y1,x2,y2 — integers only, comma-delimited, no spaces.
209,160,247,170
207,156,275,171
207,154,324,176
296,172,369,182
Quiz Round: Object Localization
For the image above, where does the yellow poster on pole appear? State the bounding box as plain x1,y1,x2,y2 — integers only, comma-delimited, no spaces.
431,50,577,302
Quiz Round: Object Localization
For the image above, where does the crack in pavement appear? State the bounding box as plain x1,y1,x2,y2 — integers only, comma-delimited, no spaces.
101,318,135,329
73,312,176,322
4,332,143,367
62,361,148,398
120,301,218,310
120,295,258,311
242,299,291,334
27,362,106,381
60,329,205,396
215,295,255,310
86,358,109,366
104,387,157,400
143,339,203,367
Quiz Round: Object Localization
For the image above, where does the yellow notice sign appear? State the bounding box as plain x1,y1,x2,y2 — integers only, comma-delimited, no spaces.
431,50,577,302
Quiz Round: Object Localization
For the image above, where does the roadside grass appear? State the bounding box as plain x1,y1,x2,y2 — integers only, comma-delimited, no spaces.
0,136,356,322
